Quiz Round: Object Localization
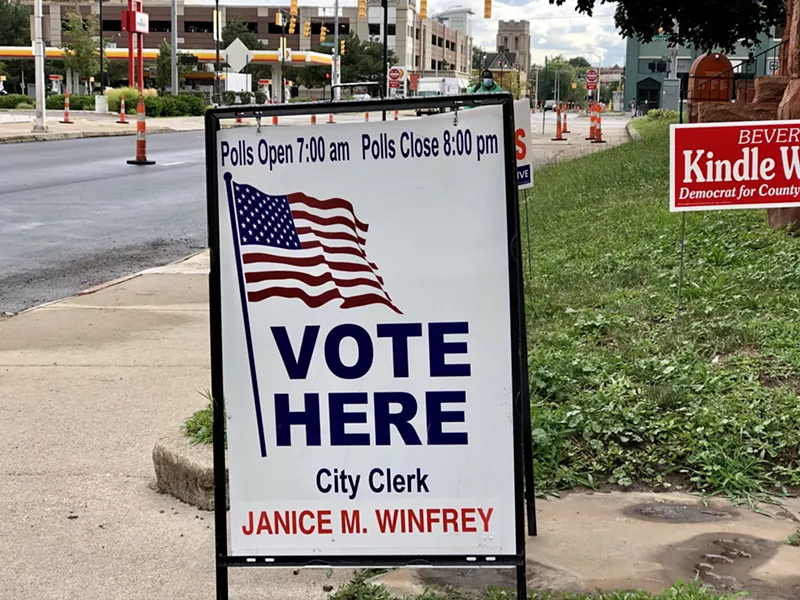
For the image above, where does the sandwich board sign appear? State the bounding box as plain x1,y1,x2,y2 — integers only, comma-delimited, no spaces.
206,95,529,598
514,98,533,188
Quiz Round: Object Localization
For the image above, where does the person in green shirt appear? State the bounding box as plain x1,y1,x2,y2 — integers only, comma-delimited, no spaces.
469,70,504,94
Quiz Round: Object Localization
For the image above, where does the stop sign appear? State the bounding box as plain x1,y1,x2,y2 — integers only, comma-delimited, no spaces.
585,68,598,90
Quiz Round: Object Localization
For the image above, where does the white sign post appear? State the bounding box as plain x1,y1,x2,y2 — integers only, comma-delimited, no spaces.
207,97,529,594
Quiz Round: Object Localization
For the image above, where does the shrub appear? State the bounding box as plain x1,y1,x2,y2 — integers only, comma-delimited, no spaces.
238,90,253,104
221,91,237,106
254,91,266,105
647,108,678,120
0,94,32,109
142,93,204,117
105,87,157,113
15,102,34,110
45,94,94,111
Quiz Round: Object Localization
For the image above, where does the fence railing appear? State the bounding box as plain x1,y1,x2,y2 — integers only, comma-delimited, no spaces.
682,39,786,123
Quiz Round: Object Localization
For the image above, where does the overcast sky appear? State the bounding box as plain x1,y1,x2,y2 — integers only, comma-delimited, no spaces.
431,0,627,68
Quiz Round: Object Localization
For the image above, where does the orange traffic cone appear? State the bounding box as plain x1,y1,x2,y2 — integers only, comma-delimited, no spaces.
236,113,243,124
551,104,565,141
126,94,155,165
60,88,73,124
365,112,369,122
310,114,317,125
393,110,399,121
327,113,335,124
586,104,597,141
562,103,570,134
272,115,278,126
592,109,606,144
117,93,128,124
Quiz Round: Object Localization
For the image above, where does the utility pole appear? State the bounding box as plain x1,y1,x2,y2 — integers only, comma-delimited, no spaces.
171,0,178,95
32,0,47,132
99,0,104,92
382,0,388,101
333,0,340,101
214,0,220,104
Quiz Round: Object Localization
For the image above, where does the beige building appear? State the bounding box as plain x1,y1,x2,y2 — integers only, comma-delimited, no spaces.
21,0,471,79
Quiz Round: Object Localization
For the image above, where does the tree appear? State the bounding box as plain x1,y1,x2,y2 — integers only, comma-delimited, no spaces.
550,0,784,51
568,56,592,68
472,46,486,70
0,0,32,93
222,15,263,51
599,84,613,104
284,44,329,90
155,41,193,92
538,55,587,105
339,34,398,84
63,11,100,82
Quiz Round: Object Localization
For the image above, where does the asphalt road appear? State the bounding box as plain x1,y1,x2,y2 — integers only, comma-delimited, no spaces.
0,132,207,314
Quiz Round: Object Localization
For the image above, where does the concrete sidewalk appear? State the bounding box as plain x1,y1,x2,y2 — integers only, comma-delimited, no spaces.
3,244,798,599
0,252,356,600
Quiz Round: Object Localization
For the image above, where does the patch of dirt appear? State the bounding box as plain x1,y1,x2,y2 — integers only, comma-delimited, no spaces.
413,559,584,596
660,532,800,599
624,502,736,523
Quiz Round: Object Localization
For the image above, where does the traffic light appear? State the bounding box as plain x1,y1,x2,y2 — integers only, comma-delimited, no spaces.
275,11,283,26
340,39,346,55
483,0,491,18
290,0,298,16
319,24,327,42
420,0,427,19
289,15,297,34
303,19,311,37
358,0,367,19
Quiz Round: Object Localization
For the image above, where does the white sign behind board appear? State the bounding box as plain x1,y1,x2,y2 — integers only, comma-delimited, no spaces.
217,108,518,557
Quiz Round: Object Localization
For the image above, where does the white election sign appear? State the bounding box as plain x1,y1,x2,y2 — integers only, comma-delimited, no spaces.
216,107,518,557
514,99,533,189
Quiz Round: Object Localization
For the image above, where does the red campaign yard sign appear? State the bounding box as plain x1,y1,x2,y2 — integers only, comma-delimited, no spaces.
671,120,800,211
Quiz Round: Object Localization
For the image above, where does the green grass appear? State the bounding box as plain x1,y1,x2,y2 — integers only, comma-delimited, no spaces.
523,115,800,504
787,530,800,546
328,575,744,600
185,391,214,445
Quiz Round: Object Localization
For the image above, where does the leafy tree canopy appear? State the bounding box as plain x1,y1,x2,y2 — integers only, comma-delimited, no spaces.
155,41,194,92
340,34,398,84
568,56,592,68
0,0,29,46
550,0,785,51
222,15,263,50
63,11,100,79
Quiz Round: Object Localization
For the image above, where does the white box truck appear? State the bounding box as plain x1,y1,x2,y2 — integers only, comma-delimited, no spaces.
414,77,468,115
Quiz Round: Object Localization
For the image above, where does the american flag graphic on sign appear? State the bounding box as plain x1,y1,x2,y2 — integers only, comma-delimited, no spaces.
228,179,401,314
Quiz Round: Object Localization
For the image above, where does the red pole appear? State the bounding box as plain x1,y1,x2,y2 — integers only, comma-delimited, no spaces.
137,32,144,93
127,0,134,86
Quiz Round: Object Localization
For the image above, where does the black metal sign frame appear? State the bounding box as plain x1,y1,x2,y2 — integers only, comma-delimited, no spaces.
205,94,534,600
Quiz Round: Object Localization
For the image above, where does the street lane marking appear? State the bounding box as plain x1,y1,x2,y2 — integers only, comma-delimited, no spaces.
162,161,187,166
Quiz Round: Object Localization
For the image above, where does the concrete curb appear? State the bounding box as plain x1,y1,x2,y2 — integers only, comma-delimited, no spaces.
0,126,175,144
626,121,642,141
0,121,252,144
153,430,222,511
6,249,206,319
